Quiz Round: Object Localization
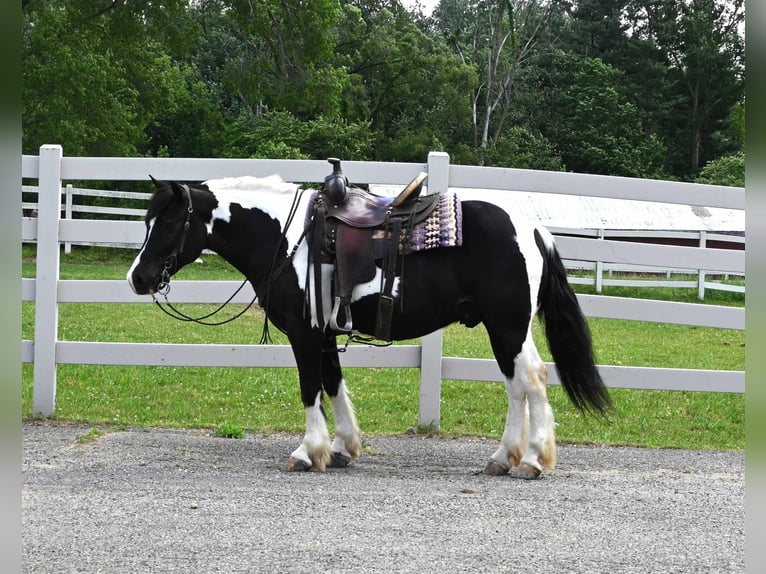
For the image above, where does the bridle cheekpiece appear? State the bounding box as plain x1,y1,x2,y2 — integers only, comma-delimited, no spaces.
157,183,194,295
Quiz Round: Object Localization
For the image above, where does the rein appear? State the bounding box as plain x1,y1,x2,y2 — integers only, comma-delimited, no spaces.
151,183,309,334
256,187,310,343
149,182,395,352
152,278,258,326
152,183,260,326
156,183,194,296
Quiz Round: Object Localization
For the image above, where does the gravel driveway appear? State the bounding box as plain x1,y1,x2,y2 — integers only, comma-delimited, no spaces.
22,422,744,573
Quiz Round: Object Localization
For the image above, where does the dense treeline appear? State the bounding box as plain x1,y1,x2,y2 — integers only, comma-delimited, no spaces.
22,0,745,184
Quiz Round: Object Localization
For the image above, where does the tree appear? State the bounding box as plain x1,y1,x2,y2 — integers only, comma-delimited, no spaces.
334,1,476,161
544,55,666,177
695,152,744,187
434,0,558,164
22,0,197,156
21,0,745,178
478,126,564,170
225,0,346,118
223,110,374,160
629,0,745,175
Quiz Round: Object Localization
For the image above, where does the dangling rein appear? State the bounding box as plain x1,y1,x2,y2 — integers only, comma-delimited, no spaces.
152,278,258,326
152,184,308,334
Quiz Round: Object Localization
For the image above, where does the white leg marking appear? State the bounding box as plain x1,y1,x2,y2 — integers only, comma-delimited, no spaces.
288,443,312,467
289,391,331,471
516,338,557,471
330,379,362,459
491,375,529,469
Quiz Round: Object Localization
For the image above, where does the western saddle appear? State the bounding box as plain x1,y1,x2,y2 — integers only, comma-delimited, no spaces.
308,158,437,341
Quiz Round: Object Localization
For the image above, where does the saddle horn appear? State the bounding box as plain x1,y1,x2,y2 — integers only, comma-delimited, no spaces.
324,157,349,205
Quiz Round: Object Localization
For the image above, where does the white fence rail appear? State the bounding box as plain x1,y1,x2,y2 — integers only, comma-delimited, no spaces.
22,145,746,424
22,186,745,298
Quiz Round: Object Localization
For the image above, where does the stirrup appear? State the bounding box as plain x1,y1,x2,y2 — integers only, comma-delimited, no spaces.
329,297,353,332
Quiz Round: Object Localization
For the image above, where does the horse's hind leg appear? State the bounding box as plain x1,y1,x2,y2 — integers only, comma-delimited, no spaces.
485,326,556,479
509,336,556,479
322,336,362,468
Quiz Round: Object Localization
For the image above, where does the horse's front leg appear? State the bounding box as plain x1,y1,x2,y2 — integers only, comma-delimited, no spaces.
285,330,332,472
321,334,362,468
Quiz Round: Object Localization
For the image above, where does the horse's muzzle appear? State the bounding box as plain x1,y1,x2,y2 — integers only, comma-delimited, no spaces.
127,269,157,295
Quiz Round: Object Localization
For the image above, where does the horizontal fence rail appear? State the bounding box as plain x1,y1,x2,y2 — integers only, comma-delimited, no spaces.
21,146,746,423
22,188,745,297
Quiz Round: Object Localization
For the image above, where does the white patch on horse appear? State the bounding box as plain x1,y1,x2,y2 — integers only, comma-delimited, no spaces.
204,175,315,300
289,391,331,470
204,175,307,253
535,225,556,252
350,269,400,302
330,379,362,460
126,216,157,294
513,220,546,314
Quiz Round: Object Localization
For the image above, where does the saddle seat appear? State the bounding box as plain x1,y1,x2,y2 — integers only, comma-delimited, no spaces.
310,160,437,341
323,172,430,228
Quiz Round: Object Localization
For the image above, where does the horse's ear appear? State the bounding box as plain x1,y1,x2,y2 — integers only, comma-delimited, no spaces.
169,181,186,198
148,175,162,189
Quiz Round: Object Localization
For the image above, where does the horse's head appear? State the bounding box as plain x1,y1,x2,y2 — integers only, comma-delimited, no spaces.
127,178,206,295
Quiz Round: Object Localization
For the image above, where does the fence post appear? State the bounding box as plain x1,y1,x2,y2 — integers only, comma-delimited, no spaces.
417,151,451,429
419,329,443,430
595,228,604,293
698,230,707,300
64,183,73,255
32,145,63,416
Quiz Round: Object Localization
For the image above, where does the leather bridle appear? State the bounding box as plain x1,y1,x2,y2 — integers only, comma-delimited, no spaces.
157,183,194,295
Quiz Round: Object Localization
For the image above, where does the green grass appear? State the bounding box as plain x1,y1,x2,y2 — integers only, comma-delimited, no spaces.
21,245,745,450
74,427,105,445
214,421,246,439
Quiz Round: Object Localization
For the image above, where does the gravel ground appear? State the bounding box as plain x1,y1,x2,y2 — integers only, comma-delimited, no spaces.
22,422,744,573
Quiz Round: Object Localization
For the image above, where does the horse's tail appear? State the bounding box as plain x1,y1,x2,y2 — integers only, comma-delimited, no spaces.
534,228,612,415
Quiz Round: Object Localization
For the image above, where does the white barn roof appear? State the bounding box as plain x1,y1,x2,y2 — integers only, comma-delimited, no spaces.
371,185,744,232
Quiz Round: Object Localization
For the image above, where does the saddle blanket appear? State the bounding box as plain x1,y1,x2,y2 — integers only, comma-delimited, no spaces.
375,190,463,254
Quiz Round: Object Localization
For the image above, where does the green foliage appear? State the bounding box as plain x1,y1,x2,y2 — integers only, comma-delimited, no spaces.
224,110,373,160
214,421,245,439
338,3,475,161
75,427,105,445
22,0,195,156
695,153,745,187
21,0,745,181
144,65,228,158
545,56,667,178
625,0,745,176
474,127,564,171
224,0,345,118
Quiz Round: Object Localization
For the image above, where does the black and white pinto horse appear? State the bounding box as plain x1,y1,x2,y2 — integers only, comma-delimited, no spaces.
127,175,610,479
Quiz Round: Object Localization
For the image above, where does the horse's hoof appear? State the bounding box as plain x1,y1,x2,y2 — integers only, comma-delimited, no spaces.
511,464,542,480
328,452,352,468
284,457,312,472
483,460,510,476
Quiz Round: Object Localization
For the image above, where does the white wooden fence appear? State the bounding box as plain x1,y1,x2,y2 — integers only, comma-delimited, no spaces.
22,185,745,297
21,145,746,424
553,228,745,298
